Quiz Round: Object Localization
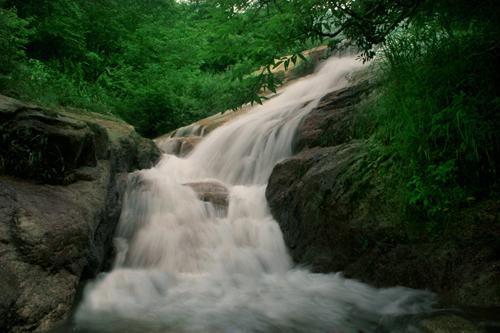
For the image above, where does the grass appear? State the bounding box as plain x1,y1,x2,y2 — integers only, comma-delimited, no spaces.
355,20,500,229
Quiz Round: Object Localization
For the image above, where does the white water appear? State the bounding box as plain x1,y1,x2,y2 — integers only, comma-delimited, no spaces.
75,57,434,333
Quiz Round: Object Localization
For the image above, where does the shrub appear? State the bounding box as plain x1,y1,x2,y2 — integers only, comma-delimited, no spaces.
362,19,500,225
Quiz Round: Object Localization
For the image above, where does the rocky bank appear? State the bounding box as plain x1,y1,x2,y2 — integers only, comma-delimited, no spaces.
266,80,500,311
0,95,160,332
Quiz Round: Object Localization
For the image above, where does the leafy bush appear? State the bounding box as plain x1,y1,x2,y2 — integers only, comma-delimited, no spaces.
8,59,114,114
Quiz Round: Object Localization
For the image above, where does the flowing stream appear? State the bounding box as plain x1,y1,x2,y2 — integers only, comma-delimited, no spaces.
74,57,435,333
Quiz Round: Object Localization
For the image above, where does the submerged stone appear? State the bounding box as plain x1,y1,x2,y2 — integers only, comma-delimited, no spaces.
184,180,229,216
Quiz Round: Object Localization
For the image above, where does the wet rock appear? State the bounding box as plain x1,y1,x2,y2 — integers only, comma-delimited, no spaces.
417,314,484,333
0,95,160,184
0,98,95,184
0,260,19,330
266,141,399,273
155,136,203,156
155,102,256,146
184,181,229,216
292,81,371,153
170,123,206,137
0,94,160,333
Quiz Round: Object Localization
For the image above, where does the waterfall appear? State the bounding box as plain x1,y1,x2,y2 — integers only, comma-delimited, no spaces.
74,57,434,333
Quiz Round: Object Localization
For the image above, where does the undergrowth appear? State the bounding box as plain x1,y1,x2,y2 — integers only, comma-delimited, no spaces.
357,19,500,231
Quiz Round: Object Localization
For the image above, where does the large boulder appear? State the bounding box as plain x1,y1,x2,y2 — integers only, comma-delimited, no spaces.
267,140,500,307
0,95,160,332
267,142,400,273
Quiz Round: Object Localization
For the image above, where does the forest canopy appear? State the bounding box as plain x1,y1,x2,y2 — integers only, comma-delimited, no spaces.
1,0,498,137
0,0,317,136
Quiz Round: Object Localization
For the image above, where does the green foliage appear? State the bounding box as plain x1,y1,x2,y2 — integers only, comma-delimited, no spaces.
358,10,500,226
218,0,426,60
1,0,313,137
0,7,30,85
7,59,115,114
405,160,466,224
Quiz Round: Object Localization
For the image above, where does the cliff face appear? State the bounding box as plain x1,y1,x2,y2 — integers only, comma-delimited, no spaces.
266,81,500,308
0,95,160,332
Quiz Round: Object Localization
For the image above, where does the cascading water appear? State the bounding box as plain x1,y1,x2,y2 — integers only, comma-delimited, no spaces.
74,57,435,333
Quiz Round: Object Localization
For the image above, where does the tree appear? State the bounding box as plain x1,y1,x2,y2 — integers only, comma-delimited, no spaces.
0,7,29,82
217,0,500,60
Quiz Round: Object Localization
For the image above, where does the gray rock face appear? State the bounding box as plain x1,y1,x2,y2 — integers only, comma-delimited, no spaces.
0,95,160,332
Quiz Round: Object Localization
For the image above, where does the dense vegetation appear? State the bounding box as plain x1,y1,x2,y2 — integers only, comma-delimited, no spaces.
1,0,498,226
354,1,500,229
0,0,313,137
